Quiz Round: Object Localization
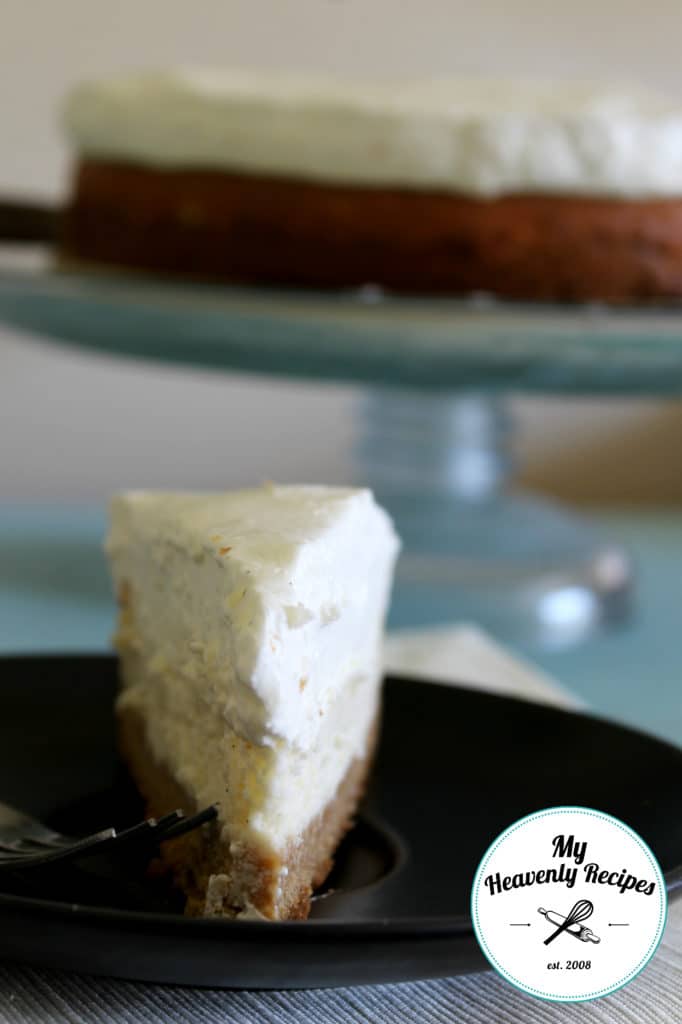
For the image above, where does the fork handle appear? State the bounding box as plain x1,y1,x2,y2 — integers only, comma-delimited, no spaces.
0,827,116,872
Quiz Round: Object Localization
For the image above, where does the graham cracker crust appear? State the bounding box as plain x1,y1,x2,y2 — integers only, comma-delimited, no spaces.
63,159,682,301
117,704,378,920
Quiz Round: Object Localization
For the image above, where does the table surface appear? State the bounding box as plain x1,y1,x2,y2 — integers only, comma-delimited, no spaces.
0,502,680,749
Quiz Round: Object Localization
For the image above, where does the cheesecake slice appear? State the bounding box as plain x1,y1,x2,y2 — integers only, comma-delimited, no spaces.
106,485,399,920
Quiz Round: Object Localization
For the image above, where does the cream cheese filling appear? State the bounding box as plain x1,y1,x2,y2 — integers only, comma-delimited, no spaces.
117,657,379,852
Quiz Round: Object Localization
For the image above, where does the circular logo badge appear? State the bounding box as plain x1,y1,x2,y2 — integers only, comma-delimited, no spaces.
471,806,667,1002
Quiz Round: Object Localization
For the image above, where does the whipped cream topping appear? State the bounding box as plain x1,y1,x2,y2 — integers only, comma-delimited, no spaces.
107,485,399,850
65,69,682,197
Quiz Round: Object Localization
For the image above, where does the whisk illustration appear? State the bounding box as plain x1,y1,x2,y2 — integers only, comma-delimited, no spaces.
538,900,600,945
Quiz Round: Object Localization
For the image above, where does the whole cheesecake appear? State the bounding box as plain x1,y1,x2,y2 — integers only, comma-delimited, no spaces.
107,485,399,919
62,71,682,300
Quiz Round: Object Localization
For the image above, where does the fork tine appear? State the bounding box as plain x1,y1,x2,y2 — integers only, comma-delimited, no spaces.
154,810,184,831
109,819,157,844
111,816,165,845
99,810,182,849
157,804,218,841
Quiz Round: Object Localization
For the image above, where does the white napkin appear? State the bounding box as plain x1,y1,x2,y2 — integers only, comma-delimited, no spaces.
385,623,582,709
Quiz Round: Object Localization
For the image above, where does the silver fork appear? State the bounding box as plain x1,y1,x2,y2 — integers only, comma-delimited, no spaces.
0,800,217,872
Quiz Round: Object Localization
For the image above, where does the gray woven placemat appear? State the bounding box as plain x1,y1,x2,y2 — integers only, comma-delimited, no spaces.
0,901,679,1024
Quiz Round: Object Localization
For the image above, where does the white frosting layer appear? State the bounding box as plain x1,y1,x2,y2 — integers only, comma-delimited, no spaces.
65,70,682,197
107,485,399,851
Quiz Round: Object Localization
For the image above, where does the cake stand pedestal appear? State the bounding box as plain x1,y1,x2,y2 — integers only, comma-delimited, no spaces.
356,389,629,645
2,253,681,648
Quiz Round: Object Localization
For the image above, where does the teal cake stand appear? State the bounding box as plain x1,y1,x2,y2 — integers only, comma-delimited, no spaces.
3,250,682,648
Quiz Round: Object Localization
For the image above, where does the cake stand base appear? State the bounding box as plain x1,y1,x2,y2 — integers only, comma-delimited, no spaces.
354,391,632,650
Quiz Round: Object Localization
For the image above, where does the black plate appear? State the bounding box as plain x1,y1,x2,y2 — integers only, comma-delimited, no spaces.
0,655,680,989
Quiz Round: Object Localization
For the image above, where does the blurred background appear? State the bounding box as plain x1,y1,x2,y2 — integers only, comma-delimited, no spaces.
1,0,681,745
2,0,682,503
